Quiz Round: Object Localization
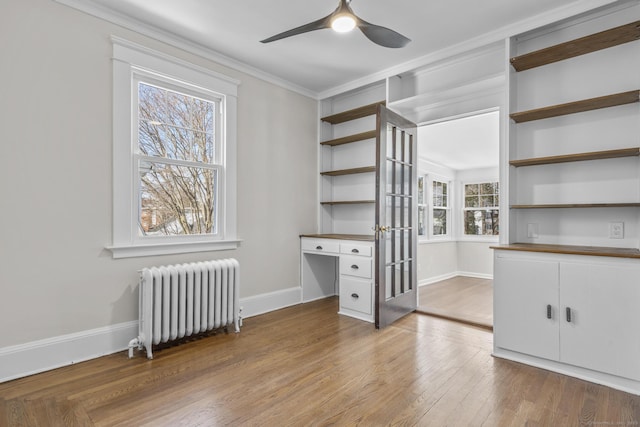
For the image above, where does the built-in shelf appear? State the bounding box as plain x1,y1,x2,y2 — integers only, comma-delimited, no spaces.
510,90,640,123
320,130,376,146
510,20,640,72
321,101,385,125
320,166,376,176
321,200,375,205
511,203,640,209
491,243,640,259
300,233,375,242
510,147,640,167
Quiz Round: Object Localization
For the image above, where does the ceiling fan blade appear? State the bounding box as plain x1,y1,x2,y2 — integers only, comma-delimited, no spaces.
357,19,411,48
260,14,333,44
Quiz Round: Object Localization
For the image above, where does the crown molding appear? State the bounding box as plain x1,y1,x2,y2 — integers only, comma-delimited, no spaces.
52,0,319,99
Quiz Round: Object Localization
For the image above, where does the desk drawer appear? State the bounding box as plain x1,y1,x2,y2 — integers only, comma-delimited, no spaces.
340,256,372,279
340,277,372,315
340,243,372,257
301,238,340,254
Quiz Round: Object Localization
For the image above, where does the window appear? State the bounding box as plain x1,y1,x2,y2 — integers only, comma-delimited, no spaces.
110,37,239,258
417,176,426,237
137,81,219,237
464,182,499,236
432,180,449,236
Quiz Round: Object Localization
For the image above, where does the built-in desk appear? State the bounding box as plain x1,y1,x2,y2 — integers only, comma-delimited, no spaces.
300,234,375,322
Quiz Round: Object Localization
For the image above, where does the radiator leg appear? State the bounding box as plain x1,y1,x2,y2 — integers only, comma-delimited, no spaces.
128,338,140,359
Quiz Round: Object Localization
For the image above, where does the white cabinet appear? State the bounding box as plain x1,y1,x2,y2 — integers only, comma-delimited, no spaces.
494,250,640,386
560,263,640,381
494,257,559,360
301,236,374,322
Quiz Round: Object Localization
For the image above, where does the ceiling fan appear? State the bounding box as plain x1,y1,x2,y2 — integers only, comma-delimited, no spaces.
260,0,411,48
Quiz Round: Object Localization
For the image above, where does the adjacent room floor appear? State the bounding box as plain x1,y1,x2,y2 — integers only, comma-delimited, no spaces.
418,276,493,329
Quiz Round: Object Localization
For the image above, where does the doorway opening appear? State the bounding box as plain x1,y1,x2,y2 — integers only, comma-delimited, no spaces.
415,109,499,329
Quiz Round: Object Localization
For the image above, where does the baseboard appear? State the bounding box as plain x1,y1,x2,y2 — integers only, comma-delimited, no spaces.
419,272,458,287
493,348,640,396
456,271,493,280
419,271,493,287
0,286,302,383
0,321,138,384
239,286,302,318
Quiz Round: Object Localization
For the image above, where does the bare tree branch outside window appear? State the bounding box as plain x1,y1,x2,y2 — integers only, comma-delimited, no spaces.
137,82,217,236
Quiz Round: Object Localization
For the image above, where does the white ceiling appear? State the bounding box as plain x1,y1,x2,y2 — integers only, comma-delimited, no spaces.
61,0,618,96
419,111,500,171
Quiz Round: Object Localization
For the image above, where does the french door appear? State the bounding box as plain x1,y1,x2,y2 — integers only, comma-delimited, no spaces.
375,105,418,329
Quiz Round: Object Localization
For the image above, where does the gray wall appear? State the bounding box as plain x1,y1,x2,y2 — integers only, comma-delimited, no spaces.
0,0,318,348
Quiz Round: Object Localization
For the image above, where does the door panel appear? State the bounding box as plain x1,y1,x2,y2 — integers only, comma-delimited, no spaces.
493,255,560,360
560,262,640,381
375,105,418,329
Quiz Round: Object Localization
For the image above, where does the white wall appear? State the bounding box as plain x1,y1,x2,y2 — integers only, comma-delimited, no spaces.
0,0,317,355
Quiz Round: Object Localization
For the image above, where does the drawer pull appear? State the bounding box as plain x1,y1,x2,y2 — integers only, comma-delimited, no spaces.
351,293,359,299
566,307,572,323
316,245,323,250
546,304,552,319
351,248,359,253
351,264,359,270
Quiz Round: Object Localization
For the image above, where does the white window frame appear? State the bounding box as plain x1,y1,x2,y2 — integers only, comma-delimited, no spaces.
461,180,500,242
108,37,240,258
427,174,452,241
417,175,427,239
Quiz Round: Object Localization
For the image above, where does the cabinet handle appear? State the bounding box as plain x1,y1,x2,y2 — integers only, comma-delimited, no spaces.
546,304,552,319
351,293,359,299
351,264,359,270
351,248,359,253
566,307,572,323
316,245,323,250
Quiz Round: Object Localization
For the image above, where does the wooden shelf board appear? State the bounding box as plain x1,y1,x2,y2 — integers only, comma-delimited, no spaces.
321,166,376,176
510,147,640,167
321,200,375,205
321,101,385,124
510,90,640,123
511,20,640,72
321,130,377,146
491,243,640,259
300,233,375,242
511,203,640,209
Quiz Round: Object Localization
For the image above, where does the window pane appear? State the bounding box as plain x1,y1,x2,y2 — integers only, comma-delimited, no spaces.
464,209,499,235
418,206,426,236
465,184,478,196
480,195,494,207
480,183,494,195
418,176,424,205
138,82,215,163
433,208,447,235
139,161,217,236
432,180,447,207
465,196,478,208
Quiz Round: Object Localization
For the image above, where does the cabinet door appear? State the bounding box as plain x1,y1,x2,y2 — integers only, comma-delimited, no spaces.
494,255,559,360
560,262,640,381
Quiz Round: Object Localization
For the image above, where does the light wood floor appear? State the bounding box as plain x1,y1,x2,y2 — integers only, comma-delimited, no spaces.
2,297,639,426
418,276,493,329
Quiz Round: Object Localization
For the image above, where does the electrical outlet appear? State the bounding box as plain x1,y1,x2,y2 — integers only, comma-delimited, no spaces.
609,222,624,239
527,223,539,239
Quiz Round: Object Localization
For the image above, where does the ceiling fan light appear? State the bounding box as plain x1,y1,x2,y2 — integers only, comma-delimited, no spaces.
331,15,356,33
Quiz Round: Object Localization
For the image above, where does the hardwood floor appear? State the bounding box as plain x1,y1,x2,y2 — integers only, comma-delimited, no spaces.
2,297,639,426
418,276,493,329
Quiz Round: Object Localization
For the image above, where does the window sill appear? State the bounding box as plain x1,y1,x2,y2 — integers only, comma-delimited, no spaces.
107,239,241,259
